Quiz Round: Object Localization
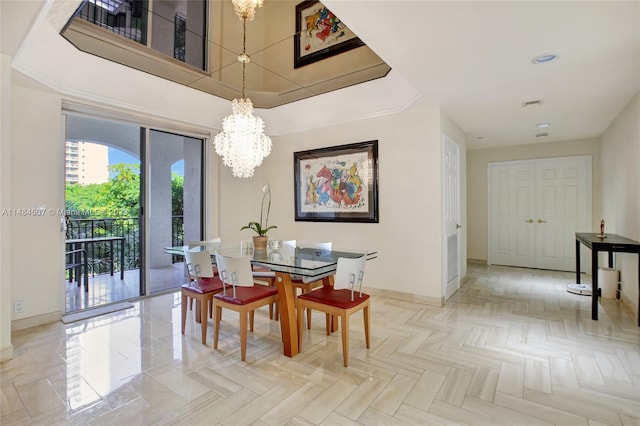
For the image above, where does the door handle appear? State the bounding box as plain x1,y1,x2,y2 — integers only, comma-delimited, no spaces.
456,224,462,229
537,219,546,223
524,219,534,223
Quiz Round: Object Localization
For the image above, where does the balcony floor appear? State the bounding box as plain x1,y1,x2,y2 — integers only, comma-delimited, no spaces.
65,262,186,313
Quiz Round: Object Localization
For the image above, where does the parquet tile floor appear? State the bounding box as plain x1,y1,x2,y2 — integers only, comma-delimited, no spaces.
2,263,639,425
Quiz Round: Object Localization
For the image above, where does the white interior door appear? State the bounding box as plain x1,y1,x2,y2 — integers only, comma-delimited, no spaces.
488,156,591,271
488,162,536,268
443,136,460,300
535,156,592,271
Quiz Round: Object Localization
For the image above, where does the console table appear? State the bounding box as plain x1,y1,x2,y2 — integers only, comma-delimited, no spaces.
575,232,640,325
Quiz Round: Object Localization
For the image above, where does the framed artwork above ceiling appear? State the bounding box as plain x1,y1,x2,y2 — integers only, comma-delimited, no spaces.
293,0,364,69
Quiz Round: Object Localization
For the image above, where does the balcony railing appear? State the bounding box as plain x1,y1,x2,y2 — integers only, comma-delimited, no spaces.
67,215,184,276
171,215,184,263
76,0,147,44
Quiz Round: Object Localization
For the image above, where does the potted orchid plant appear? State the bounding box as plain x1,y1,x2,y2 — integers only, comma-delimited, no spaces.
241,184,277,250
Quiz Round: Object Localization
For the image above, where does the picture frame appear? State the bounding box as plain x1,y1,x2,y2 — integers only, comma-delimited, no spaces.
294,140,379,223
294,0,365,69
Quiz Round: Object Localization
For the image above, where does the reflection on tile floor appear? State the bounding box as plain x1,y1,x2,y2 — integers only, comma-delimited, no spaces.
5,263,640,425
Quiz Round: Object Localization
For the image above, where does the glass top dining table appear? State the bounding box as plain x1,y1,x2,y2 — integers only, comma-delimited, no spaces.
164,243,377,357
164,243,377,280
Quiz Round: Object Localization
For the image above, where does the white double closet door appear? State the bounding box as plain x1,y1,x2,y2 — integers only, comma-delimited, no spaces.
488,156,592,271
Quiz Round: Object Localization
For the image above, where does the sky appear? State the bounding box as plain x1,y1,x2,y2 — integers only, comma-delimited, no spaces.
108,148,184,176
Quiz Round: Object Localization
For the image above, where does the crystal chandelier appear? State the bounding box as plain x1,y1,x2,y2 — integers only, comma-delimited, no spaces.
213,0,271,179
231,0,264,21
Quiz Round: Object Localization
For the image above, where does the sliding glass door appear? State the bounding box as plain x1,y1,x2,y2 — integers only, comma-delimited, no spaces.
64,115,205,312
65,115,143,312
147,129,203,293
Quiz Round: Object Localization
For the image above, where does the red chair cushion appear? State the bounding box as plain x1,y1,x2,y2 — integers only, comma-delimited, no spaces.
298,286,370,309
214,285,278,305
181,276,224,294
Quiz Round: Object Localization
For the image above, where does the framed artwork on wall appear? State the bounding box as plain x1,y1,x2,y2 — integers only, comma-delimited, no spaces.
294,0,365,69
294,140,379,223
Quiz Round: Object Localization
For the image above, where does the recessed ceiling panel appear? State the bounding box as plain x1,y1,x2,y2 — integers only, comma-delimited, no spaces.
60,0,391,108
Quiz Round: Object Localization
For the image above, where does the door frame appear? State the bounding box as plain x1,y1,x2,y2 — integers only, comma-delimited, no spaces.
62,106,213,312
487,155,592,271
442,134,461,301
143,128,210,294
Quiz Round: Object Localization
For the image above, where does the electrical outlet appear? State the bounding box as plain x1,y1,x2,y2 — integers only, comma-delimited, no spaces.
14,300,24,313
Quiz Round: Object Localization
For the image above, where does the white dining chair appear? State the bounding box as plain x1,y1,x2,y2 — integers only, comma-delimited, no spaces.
181,248,223,344
291,241,333,329
297,255,369,367
212,253,279,361
183,238,221,312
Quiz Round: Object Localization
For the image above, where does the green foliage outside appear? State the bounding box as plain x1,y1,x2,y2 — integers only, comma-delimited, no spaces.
65,163,184,218
171,174,184,216
65,163,185,271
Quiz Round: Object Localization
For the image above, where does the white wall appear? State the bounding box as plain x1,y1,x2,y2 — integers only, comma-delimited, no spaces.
1,53,14,360
466,138,601,261
600,91,640,317
217,100,447,301
10,84,66,322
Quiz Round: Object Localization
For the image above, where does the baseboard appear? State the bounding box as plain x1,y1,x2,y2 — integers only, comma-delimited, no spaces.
11,311,61,331
1,345,14,362
467,259,486,265
367,287,443,307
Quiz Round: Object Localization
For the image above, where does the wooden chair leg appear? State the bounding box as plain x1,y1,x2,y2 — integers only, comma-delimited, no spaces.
181,292,188,335
364,305,370,349
195,299,202,324
297,300,305,350
325,313,331,335
213,304,222,349
306,305,312,329
301,288,313,329
240,310,248,361
341,313,349,367
249,310,255,332
200,296,208,345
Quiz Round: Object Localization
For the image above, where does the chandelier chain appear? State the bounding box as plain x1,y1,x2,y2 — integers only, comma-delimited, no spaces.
242,17,247,99
213,0,272,179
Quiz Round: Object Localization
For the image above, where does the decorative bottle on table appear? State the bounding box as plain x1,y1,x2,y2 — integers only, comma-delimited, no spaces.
600,219,605,236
